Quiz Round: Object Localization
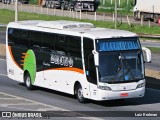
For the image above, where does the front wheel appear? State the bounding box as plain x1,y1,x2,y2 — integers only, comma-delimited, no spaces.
61,3,65,10
76,85,86,103
24,73,34,90
134,11,139,20
154,14,159,23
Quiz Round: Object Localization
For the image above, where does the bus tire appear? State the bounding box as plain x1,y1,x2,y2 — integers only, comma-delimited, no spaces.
61,3,65,10
134,11,139,20
154,14,158,23
24,73,33,90
76,85,86,103
51,2,54,9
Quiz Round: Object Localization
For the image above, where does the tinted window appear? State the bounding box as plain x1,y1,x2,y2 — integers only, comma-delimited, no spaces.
55,35,68,53
8,28,19,46
42,33,55,52
83,37,94,58
83,37,97,84
8,28,29,48
19,30,30,48
68,36,81,57
30,31,42,51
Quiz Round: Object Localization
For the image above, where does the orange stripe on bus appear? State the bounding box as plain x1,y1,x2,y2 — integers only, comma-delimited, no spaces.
21,60,26,62
22,53,29,56
8,46,21,69
45,67,84,74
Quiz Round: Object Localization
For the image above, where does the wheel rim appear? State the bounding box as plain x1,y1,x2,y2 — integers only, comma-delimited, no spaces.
61,4,64,9
48,3,51,8
51,3,53,8
77,88,83,100
26,76,31,88
134,12,138,20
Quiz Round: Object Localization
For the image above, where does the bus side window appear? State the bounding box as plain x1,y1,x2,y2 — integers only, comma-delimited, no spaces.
8,28,19,46
42,33,55,52
68,36,81,58
30,31,42,51
83,38,97,85
55,35,68,54
19,30,29,48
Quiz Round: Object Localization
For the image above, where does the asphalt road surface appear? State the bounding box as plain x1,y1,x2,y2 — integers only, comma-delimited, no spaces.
0,59,160,120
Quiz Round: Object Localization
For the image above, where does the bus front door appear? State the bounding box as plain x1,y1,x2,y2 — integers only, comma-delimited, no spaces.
88,55,98,100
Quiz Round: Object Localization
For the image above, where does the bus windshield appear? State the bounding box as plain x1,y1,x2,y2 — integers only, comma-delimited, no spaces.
96,37,144,83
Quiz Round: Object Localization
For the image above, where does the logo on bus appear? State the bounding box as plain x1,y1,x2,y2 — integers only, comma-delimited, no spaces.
50,51,73,67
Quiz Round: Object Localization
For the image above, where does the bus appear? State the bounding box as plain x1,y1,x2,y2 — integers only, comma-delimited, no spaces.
6,20,151,103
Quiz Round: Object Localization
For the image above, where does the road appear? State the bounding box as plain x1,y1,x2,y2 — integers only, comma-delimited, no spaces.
0,59,160,119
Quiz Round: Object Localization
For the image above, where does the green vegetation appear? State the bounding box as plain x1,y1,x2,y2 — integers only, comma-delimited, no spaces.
0,9,160,35
98,0,133,15
99,0,133,8
147,47,160,54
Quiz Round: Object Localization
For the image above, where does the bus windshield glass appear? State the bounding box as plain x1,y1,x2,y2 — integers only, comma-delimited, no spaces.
96,37,144,83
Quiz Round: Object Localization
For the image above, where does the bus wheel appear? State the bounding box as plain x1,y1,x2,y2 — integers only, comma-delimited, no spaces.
61,3,65,10
76,85,86,103
134,11,139,20
24,73,33,90
154,14,158,23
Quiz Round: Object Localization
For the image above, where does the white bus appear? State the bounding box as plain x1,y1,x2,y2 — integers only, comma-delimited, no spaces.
6,20,151,103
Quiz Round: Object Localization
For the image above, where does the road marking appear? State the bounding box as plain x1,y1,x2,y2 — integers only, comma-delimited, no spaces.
0,73,7,76
0,91,67,111
146,88,160,92
0,104,35,111
0,58,6,61
0,91,104,119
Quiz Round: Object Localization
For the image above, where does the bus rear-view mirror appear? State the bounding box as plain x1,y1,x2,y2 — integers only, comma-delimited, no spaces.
92,50,99,66
142,47,151,63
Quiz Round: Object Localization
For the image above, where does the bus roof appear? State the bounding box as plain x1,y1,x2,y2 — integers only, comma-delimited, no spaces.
7,20,137,39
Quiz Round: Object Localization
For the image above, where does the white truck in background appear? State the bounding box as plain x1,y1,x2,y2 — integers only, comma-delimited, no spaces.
133,0,160,23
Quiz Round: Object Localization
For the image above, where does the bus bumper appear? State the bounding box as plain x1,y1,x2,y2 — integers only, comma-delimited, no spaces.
96,87,145,101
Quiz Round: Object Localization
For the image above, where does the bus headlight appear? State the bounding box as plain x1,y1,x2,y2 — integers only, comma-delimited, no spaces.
98,86,112,90
136,82,145,88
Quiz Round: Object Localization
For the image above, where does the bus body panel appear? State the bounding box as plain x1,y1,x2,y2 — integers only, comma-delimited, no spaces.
6,46,24,82
97,86,145,101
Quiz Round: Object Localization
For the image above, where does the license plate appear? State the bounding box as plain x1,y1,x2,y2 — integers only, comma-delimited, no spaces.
120,93,128,97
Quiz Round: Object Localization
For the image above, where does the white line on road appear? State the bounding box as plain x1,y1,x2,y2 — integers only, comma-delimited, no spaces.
0,91,103,120
146,88,160,92
0,91,67,111
0,58,6,61
0,73,7,77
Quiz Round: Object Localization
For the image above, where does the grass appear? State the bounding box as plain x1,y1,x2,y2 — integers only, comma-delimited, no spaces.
1,9,160,35
98,0,133,15
97,8,133,16
147,47,160,54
